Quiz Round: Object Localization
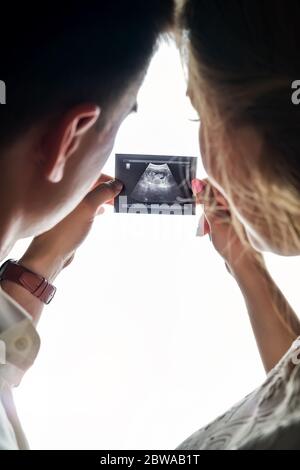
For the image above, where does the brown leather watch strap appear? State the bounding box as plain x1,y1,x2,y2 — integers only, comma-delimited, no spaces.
0,259,56,304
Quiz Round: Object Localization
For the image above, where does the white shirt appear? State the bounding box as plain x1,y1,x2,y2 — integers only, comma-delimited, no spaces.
0,286,40,449
177,338,300,450
1,283,300,450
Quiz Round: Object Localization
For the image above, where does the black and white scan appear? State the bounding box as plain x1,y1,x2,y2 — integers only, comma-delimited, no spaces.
131,162,182,203
114,154,197,215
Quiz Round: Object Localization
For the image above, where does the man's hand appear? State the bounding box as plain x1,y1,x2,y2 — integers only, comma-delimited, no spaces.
1,174,122,321
19,174,123,282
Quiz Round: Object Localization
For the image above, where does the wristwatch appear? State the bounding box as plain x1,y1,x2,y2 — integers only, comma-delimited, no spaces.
0,259,57,304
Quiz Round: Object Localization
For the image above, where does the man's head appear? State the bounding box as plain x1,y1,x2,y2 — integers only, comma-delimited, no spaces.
0,1,173,249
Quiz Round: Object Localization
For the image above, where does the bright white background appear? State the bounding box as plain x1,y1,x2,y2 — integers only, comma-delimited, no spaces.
8,42,300,449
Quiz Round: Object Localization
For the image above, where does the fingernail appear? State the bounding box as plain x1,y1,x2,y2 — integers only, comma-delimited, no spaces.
192,179,204,195
111,179,123,191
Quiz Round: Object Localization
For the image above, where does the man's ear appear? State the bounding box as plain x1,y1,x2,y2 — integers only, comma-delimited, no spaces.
41,104,101,183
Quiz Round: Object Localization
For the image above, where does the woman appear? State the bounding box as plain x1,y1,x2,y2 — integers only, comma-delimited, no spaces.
176,0,300,449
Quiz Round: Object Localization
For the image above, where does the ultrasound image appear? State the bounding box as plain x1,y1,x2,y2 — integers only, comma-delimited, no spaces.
131,163,182,203
114,154,197,215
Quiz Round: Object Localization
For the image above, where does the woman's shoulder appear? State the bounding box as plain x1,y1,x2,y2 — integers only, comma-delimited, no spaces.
176,338,300,450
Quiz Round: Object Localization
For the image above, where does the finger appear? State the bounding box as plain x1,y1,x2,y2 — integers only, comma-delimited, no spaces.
89,173,114,191
193,179,230,216
191,178,206,195
192,178,229,210
192,178,213,206
90,174,120,205
211,186,230,211
105,199,115,206
85,179,123,213
196,184,217,214
210,187,231,221
193,179,231,230
192,179,214,231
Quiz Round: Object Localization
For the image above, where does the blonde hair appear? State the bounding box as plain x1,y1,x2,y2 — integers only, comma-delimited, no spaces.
177,0,300,256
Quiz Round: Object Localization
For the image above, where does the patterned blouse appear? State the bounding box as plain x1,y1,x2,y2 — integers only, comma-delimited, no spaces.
176,337,300,450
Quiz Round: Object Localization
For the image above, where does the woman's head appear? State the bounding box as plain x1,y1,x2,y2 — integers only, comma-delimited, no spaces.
179,0,300,255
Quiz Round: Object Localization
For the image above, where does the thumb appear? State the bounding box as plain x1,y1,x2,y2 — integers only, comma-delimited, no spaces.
84,179,123,213
192,178,231,227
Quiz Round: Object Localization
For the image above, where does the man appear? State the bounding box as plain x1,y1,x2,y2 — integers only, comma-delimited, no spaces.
0,0,173,449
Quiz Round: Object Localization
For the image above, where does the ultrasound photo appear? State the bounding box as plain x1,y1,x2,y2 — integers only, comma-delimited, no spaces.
114,154,197,215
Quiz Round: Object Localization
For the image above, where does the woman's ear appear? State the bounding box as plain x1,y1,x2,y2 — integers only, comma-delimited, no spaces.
41,104,101,183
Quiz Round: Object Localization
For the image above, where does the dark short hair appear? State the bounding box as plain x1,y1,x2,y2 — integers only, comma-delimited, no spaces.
0,0,174,147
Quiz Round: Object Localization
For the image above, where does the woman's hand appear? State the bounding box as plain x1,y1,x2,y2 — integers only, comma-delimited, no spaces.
19,174,123,282
192,177,300,372
192,178,264,274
